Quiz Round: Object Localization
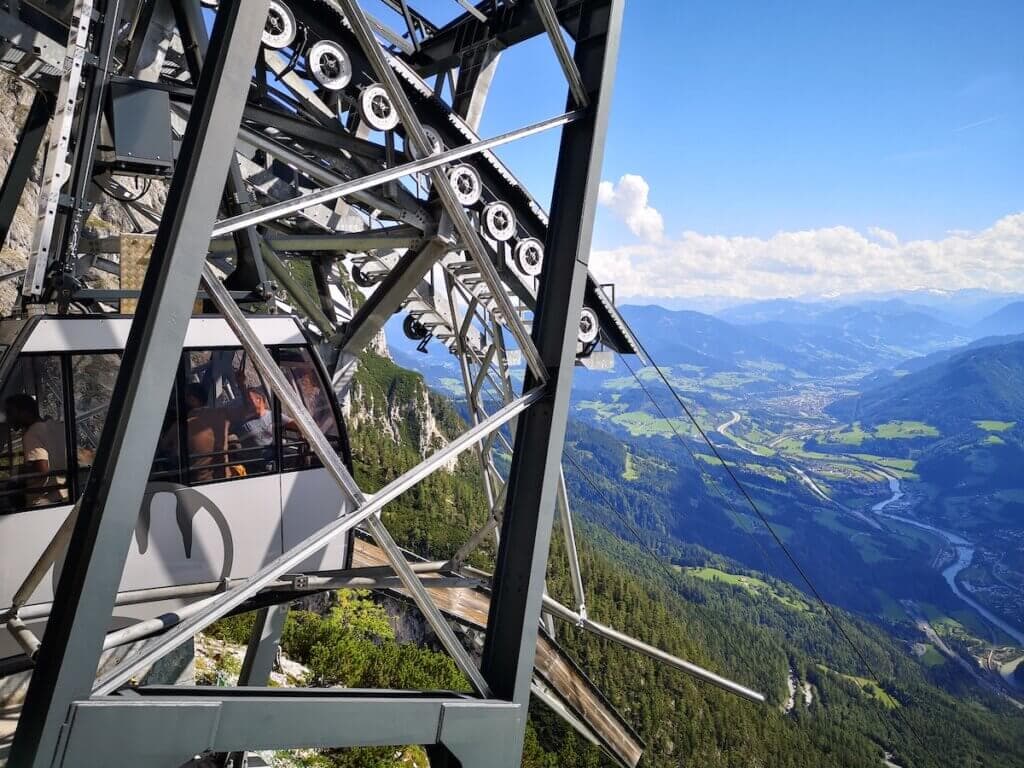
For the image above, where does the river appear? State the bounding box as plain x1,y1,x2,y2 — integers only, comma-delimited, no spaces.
871,476,1024,646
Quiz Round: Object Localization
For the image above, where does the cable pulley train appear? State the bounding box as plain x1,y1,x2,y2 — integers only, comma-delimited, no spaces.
0,1,763,765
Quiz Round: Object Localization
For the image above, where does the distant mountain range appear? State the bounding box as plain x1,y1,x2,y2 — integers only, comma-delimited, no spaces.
618,305,802,372
631,289,1024,327
616,298,986,378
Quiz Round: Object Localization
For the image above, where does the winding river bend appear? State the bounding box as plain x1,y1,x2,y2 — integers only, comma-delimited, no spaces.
871,476,1024,646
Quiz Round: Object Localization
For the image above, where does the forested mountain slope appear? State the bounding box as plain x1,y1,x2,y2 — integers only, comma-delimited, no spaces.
973,301,1024,338
829,340,1024,429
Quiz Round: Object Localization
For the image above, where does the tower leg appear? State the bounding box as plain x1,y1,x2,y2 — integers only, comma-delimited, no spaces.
480,1,626,764
0,90,51,250
223,605,289,767
435,701,523,768
8,4,270,765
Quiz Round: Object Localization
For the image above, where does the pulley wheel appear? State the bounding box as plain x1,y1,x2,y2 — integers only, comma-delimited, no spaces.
309,40,353,91
577,306,599,345
482,201,516,242
514,238,544,276
411,125,444,159
262,1,297,49
448,164,482,207
352,265,376,288
360,84,400,131
403,315,428,341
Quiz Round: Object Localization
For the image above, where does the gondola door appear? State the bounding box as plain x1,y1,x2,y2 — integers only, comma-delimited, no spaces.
120,348,286,593
276,345,351,573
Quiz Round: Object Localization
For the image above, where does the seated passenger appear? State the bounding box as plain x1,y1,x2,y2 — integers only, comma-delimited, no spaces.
5,394,68,507
232,387,274,472
293,367,334,434
235,388,273,447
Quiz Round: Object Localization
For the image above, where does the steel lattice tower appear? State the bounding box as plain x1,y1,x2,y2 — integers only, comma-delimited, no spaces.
0,2,761,765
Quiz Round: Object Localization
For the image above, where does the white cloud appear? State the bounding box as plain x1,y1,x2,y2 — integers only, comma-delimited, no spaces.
589,212,1024,300
598,174,664,243
867,227,899,247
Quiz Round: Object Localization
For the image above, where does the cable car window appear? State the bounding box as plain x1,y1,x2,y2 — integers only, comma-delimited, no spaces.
0,355,69,511
182,351,230,483
277,346,340,471
152,382,181,482
70,353,120,493
228,350,275,476
182,349,276,483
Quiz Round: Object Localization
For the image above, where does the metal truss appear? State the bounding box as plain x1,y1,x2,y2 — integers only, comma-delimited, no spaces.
0,1,764,766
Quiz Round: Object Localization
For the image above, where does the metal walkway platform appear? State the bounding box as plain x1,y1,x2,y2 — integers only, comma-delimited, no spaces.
351,539,644,768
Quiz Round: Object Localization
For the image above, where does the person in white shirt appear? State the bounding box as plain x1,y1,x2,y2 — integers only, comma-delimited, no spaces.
5,393,68,507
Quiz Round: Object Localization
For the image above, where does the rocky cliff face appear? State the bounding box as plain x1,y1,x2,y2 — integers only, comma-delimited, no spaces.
342,358,451,459
0,74,43,314
0,72,167,316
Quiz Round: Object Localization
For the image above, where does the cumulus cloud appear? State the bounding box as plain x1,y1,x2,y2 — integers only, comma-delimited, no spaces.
588,212,1024,300
598,174,664,242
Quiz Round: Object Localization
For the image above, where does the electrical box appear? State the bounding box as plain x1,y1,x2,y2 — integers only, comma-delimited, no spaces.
104,81,174,176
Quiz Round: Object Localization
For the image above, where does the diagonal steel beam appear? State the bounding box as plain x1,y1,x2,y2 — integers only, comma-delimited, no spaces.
337,238,448,355
453,0,487,22
7,3,270,764
234,121,424,228
398,0,421,51
336,0,549,382
214,110,579,237
534,0,589,107
259,241,337,336
542,596,766,703
199,265,493,696
556,469,587,617
0,89,50,249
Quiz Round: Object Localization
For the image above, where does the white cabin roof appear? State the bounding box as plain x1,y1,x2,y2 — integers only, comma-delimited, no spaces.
13,315,306,353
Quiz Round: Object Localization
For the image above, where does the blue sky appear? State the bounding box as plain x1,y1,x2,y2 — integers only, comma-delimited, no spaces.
466,1,1024,300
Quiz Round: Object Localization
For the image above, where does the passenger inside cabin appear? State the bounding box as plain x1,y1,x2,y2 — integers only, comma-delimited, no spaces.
4,393,68,507
233,387,274,471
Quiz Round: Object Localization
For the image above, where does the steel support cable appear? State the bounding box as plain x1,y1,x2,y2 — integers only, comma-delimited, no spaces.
622,341,942,767
616,353,778,574
212,111,580,237
562,450,678,588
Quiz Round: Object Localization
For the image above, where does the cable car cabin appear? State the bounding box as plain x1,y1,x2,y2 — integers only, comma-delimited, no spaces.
0,315,354,659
